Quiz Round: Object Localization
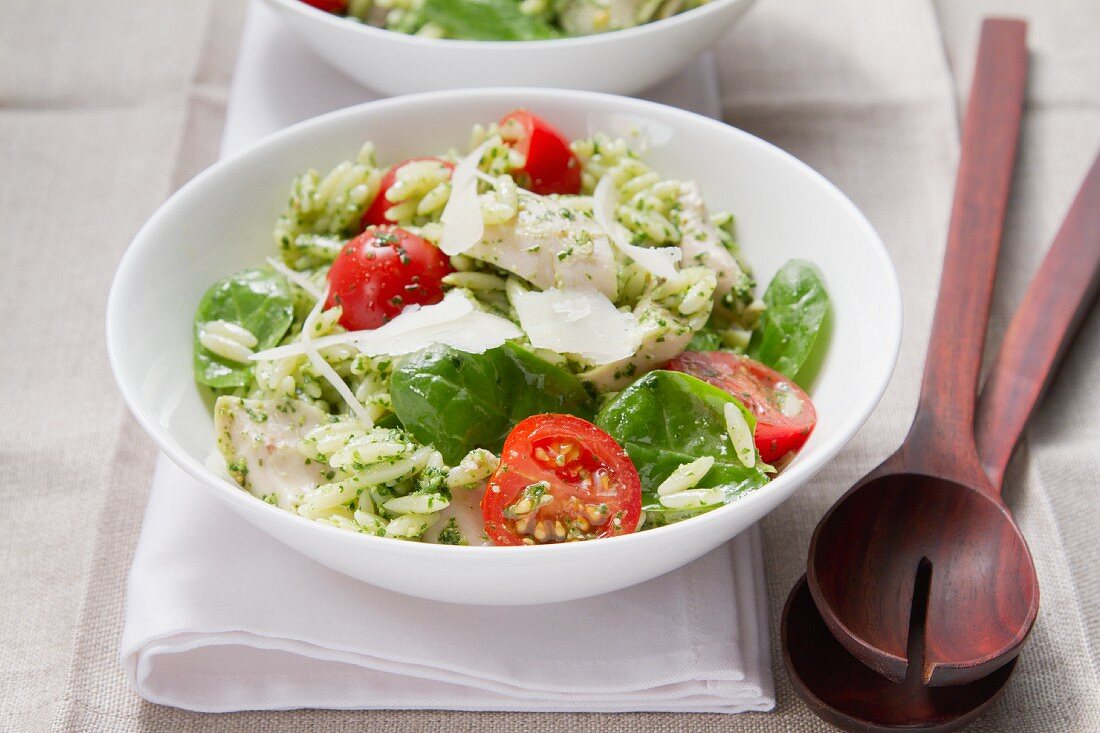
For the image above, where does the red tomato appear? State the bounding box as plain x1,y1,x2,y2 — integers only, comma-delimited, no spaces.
361,157,455,228
499,110,582,196
325,226,451,331
299,0,347,12
667,352,817,464
482,414,642,546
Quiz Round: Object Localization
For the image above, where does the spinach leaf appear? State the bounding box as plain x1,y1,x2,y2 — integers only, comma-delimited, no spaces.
390,342,592,464
193,269,295,389
420,0,563,40
748,259,829,380
595,370,769,521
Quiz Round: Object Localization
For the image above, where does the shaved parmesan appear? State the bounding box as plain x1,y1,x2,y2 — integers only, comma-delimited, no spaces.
511,287,638,365
250,291,521,362
266,257,323,301
358,311,521,357
593,176,681,280
300,290,372,426
439,140,492,256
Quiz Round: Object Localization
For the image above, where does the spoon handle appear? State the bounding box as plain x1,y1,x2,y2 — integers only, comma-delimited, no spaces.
976,152,1100,492
907,18,1027,471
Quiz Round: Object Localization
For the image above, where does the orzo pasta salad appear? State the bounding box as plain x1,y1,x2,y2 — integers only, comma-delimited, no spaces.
194,110,830,546
301,0,713,40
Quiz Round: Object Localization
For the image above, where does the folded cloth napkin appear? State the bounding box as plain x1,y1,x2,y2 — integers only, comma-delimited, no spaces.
118,0,774,713
121,457,773,713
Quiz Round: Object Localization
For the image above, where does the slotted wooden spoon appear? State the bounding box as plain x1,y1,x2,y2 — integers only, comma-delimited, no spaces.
805,18,1034,687
783,148,1100,731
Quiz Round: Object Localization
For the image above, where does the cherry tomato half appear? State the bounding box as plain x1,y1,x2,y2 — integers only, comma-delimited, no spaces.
361,157,455,228
299,0,348,13
499,110,582,196
667,351,817,464
325,226,451,331
482,414,642,546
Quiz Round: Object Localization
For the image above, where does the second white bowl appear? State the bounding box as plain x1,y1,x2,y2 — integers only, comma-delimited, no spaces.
262,0,760,95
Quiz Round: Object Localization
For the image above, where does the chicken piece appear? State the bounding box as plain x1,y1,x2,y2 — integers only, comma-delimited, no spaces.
423,483,491,546
675,181,750,321
214,396,329,510
466,196,618,299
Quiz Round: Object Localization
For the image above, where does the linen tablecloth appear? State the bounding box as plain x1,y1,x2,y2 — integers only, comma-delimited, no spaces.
1,0,1098,730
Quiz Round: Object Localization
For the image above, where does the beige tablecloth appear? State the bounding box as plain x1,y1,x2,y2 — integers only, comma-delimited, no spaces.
1,0,1098,730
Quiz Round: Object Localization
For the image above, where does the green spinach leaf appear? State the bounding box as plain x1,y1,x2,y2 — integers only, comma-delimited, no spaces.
390,342,592,464
595,370,769,522
193,269,295,389
748,259,829,380
420,0,563,40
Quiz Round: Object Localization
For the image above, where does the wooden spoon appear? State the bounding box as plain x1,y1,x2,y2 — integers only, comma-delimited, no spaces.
783,148,1100,731
783,577,1018,733
806,18,1032,687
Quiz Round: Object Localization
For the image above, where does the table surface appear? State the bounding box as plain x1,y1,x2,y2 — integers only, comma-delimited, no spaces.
2,0,1098,731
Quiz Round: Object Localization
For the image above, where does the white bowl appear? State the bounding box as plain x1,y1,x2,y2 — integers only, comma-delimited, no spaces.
262,0,760,95
107,89,900,606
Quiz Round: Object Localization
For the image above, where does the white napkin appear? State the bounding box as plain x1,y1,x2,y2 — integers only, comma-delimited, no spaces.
119,0,774,713
122,456,772,712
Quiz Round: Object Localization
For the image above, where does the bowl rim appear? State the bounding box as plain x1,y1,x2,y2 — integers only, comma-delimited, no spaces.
262,0,756,50
106,87,902,561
